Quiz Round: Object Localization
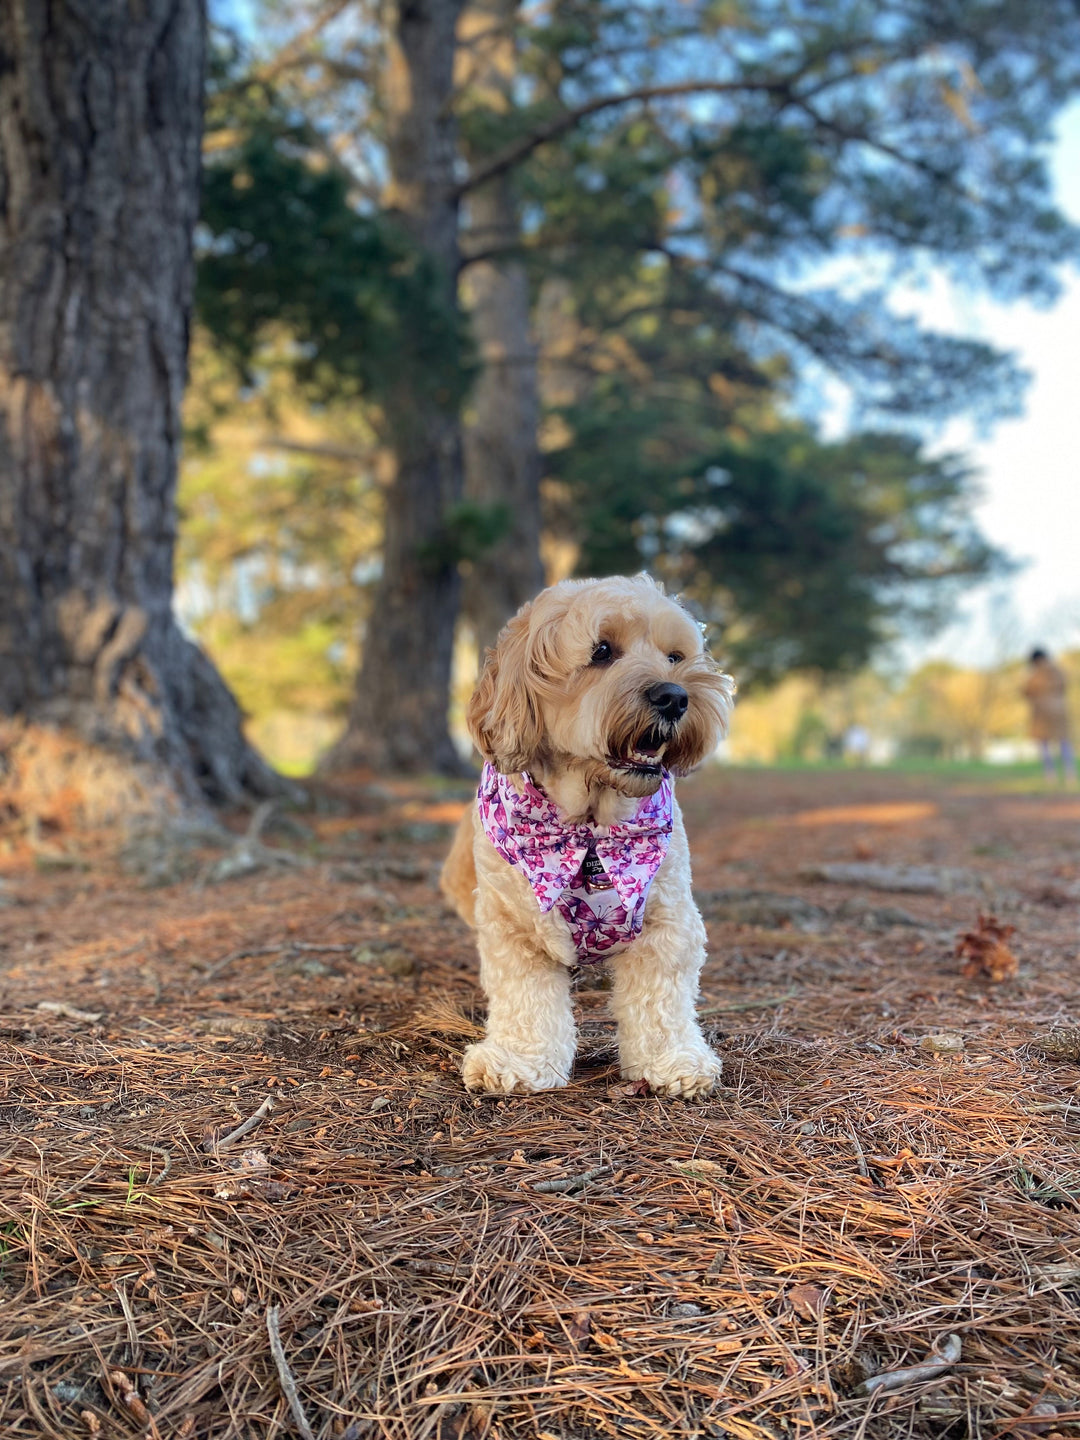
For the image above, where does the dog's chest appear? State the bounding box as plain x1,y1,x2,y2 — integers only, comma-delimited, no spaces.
478,763,672,964
552,858,649,962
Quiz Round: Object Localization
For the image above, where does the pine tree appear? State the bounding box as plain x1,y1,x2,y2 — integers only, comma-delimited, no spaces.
0,0,289,806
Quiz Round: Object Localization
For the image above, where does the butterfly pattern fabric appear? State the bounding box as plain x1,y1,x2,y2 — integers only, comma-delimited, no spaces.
477,763,673,962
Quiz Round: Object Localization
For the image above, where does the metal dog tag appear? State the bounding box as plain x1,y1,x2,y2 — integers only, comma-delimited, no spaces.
580,844,614,892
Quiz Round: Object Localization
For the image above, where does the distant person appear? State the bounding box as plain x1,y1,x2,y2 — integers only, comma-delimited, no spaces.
844,724,871,766
1022,648,1076,787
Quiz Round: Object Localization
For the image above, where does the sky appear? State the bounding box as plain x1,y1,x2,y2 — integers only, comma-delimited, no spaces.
892,101,1080,667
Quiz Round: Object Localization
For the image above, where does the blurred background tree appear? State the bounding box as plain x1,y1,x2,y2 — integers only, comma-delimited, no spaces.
194,35,474,774
185,0,1080,778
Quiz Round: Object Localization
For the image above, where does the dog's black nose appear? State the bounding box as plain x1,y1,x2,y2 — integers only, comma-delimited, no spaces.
647,681,688,722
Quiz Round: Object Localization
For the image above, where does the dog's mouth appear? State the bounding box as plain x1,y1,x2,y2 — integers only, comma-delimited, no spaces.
611,727,668,778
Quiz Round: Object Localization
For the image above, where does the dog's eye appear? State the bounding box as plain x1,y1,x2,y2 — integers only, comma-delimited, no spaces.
590,641,614,666
668,651,684,665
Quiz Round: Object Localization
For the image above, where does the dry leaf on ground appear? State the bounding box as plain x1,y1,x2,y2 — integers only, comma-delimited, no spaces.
788,1283,828,1320
956,913,1019,981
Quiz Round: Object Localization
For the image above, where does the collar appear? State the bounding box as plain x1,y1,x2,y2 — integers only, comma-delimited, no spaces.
477,762,673,914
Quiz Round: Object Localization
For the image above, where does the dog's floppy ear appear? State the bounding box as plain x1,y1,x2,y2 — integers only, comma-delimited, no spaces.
467,605,544,772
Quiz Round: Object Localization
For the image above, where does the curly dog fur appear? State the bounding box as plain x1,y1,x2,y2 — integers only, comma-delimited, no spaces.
441,575,734,1097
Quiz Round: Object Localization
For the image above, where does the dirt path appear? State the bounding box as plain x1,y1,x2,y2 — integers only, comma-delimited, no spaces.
1,768,1079,1438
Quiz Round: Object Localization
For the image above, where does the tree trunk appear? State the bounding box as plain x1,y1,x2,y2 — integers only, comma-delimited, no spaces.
323,0,468,776
460,0,544,657
0,0,288,809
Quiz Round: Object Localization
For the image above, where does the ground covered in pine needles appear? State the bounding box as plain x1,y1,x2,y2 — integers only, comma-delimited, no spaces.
1,765,1080,1439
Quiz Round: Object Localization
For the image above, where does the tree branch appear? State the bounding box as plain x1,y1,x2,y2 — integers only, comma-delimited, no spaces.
455,75,801,197
456,35,963,202
290,55,374,84
260,436,376,464
459,240,538,271
789,96,964,193
245,0,354,89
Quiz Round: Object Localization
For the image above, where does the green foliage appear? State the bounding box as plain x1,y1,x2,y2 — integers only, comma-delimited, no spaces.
178,333,380,748
184,38,481,767
190,0,1080,747
516,0,1080,418
547,320,1007,685
786,708,829,762
197,59,472,411
513,0,1080,678
418,501,513,571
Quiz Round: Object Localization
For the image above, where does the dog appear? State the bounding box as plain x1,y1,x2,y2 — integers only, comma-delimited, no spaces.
441,574,735,1097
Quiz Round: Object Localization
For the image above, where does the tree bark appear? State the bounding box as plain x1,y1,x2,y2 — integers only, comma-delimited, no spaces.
459,0,544,657
0,0,287,807
323,0,468,775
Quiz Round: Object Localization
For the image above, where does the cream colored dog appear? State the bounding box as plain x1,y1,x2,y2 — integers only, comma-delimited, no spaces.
441,574,734,1098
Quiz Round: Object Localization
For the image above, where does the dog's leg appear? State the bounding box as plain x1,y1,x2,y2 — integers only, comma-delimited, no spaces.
609,910,720,1099
462,929,575,1095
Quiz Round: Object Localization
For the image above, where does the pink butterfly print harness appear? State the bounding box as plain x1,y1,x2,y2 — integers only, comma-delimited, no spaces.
477,763,673,963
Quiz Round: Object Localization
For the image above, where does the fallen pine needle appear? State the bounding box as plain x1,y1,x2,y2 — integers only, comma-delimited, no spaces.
266,1305,315,1440
860,1333,962,1396
113,1282,140,1365
205,1095,276,1153
200,945,281,982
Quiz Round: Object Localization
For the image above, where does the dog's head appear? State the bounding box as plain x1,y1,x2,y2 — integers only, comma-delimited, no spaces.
468,575,735,798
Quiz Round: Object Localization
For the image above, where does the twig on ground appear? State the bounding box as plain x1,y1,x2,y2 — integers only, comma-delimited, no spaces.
200,945,281,982
51,1155,109,1202
200,802,311,887
141,1144,173,1185
205,1096,276,1153
407,1259,459,1276
35,1000,102,1023
266,1305,316,1440
706,1248,728,1277
846,1123,871,1181
697,989,799,1015
247,801,277,845
860,1334,962,1395
533,1164,612,1194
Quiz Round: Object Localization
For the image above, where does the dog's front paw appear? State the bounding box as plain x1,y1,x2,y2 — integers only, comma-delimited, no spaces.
462,1041,569,1095
623,1045,722,1100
